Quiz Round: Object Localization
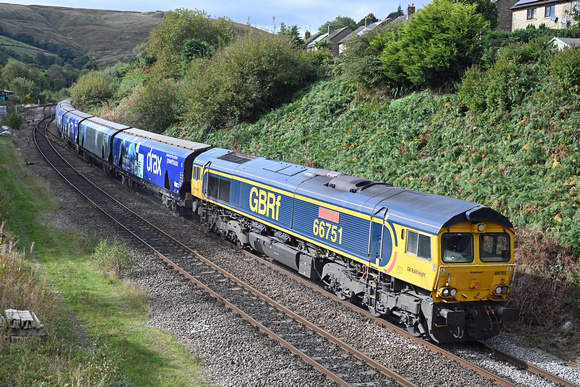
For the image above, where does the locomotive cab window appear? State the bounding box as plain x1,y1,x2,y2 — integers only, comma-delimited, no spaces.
192,166,201,181
441,233,474,263
405,230,432,261
480,233,511,262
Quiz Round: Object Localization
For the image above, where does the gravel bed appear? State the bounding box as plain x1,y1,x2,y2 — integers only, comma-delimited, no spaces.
16,109,335,386
14,107,580,386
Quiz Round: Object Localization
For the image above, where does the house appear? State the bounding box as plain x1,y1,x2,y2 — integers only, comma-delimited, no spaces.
337,5,417,55
304,30,323,47
549,36,580,49
305,24,353,57
390,3,417,25
511,0,579,30
494,0,520,30
338,15,390,55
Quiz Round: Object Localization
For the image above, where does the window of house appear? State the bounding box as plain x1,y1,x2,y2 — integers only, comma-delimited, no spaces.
545,5,555,17
405,230,432,261
527,7,537,19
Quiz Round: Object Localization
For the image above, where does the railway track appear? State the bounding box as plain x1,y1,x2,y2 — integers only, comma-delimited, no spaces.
34,110,411,385
32,107,579,386
212,234,580,387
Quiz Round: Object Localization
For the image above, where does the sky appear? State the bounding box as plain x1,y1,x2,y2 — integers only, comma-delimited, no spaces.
1,0,428,36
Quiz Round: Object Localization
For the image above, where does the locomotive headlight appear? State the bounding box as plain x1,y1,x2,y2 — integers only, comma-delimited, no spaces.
438,287,457,299
494,285,510,295
477,223,486,232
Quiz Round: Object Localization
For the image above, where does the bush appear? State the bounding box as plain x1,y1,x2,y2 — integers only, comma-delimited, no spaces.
122,77,179,133
9,77,38,102
377,0,489,88
1,109,25,129
458,40,552,112
146,9,236,78
0,240,57,324
91,239,134,278
341,23,395,90
550,47,580,93
70,71,114,111
182,32,317,129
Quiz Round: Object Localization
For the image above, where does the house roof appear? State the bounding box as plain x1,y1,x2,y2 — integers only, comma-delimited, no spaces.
549,37,580,47
328,26,352,41
306,26,352,48
306,32,329,48
512,0,559,9
304,32,323,46
390,14,409,24
339,20,388,44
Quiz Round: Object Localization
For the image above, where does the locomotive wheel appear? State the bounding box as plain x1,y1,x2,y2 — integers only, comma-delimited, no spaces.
407,323,422,336
334,289,347,300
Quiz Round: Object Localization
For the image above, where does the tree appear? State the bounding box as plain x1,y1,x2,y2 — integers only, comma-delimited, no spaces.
70,71,114,110
46,65,67,90
123,77,178,133
2,62,37,83
146,9,236,78
182,38,214,73
182,32,317,129
318,16,357,33
459,0,499,30
341,23,398,89
279,23,304,47
377,0,489,88
386,5,404,20
10,77,37,102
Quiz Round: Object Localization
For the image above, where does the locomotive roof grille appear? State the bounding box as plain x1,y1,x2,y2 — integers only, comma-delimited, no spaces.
218,151,256,164
328,174,384,193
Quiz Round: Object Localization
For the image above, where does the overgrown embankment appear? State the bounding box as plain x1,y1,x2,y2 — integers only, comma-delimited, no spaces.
174,68,580,347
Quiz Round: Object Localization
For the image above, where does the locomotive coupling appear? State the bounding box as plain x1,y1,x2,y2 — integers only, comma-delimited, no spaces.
439,308,466,325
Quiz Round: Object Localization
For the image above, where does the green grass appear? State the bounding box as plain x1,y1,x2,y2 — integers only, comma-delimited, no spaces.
0,35,57,58
0,135,207,385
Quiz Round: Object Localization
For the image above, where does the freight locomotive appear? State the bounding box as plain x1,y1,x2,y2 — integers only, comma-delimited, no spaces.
56,99,520,343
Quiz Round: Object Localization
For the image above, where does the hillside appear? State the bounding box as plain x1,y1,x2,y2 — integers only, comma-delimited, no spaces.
0,3,261,66
0,34,59,59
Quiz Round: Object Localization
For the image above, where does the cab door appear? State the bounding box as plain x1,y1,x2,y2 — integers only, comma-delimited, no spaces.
191,165,203,199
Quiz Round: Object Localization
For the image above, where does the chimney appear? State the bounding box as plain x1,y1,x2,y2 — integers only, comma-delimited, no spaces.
407,3,416,19
365,16,371,27
305,30,311,40
328,24,334,35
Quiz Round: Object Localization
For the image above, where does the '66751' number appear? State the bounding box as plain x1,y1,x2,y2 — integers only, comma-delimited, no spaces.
313,219,343,244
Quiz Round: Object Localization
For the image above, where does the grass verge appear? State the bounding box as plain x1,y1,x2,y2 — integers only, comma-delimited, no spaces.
0,134,207,385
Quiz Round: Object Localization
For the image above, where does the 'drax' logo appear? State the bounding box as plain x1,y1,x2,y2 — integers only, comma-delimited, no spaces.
147,150,162,176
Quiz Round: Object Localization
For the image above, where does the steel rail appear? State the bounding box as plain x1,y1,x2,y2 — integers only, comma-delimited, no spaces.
479,342,578,387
